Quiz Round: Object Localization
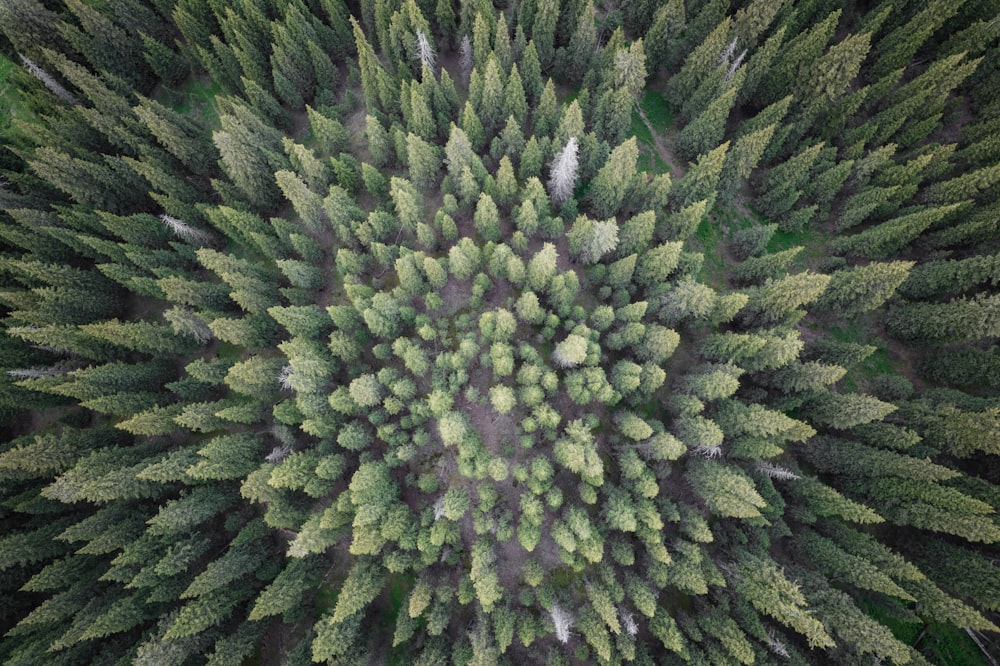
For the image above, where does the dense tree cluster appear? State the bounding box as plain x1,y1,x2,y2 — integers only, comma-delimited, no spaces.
0,0,999,664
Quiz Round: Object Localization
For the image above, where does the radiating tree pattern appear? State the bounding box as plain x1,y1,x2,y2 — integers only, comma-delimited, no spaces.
0,0,999,665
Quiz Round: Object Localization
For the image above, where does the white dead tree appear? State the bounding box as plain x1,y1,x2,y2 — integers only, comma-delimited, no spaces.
619,607,639,637
767,628,791,659
692,444,724,459
550,604,574,643
547,137,579,207
31,344,69,355
756,461,801,481
19,54,79,104
7,365,69,379
277,365,294,391
159,214,213,245
718,37,738,66
266,443,293,463
415,30,436,72
725,48,748,81
433,496,446,521
164,306,213,344
459,35,473,84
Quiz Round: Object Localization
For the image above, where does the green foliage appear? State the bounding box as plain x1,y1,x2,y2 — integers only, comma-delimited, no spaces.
2,3,1000,665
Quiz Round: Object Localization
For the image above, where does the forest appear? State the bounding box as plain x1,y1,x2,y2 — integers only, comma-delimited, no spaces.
0,0,999,663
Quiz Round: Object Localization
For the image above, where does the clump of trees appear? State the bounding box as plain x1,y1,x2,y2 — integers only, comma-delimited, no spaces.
0,0,998,664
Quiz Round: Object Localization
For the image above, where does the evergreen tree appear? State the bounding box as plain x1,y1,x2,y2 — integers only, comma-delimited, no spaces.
589,137,639,218
678,86,736,161
813,261,913,315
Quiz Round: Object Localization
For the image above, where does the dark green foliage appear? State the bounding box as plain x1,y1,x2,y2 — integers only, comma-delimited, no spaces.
1,2,999,665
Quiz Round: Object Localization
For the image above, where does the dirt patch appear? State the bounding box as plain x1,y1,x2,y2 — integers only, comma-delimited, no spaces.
438,277,471,316
463,396,509,451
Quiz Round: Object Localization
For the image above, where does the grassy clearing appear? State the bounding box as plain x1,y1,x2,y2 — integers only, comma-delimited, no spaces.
824,319,900,392
861,599,987,666
0,56,15,130
0,55,33,133
766,223,833,271
631,109,667,174
692,204,757,289
640,90,673,132
381,573,415,666
165,75,223,128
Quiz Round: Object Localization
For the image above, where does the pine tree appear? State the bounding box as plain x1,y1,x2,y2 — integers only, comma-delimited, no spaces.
478,56,506,134
686,460,766,518
474,193,501,243
644,0,686,70
590,137,639,218
678,86,736,161
732,554,835,649
813,261,913,315
503,64,528,125
670,141,729,210
565,2,597,81
406,132,441,192
352,17,397,116
520,40,543,104
872,0,967,78
532,0,559,66
829,204,962,260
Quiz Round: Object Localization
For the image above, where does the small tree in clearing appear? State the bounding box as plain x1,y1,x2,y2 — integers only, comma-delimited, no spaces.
548,137,579,206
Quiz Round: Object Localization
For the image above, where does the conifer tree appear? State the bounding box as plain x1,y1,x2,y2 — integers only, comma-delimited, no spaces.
590,137,639,218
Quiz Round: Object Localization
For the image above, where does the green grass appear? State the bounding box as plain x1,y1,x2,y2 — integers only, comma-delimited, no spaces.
692,205,758,289
631,109,667,174
0,56,15,125
382,573,415,666
861,599,988,666
631,109,655,148
0,55,32,132
167,75,223,128
860,598,923,644
824,319,900,392
921,624,990,666
693,217,725,288
215,342,244,362
640,90,673,132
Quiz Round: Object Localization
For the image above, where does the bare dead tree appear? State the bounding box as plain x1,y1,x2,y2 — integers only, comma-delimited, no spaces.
767,628,791,659
266,443,293,463
164,306,213,343
433,496,446,521
459,35,473,84
7,365,70,379
547,137,579,206
718,37,738,66
756,461,801,481
692,444,724,459
159,214,213,245
619,607,639,636
278,365,294,391
550,603,574,643
415,30,436,72
19,54,79,104
725,49,748,81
